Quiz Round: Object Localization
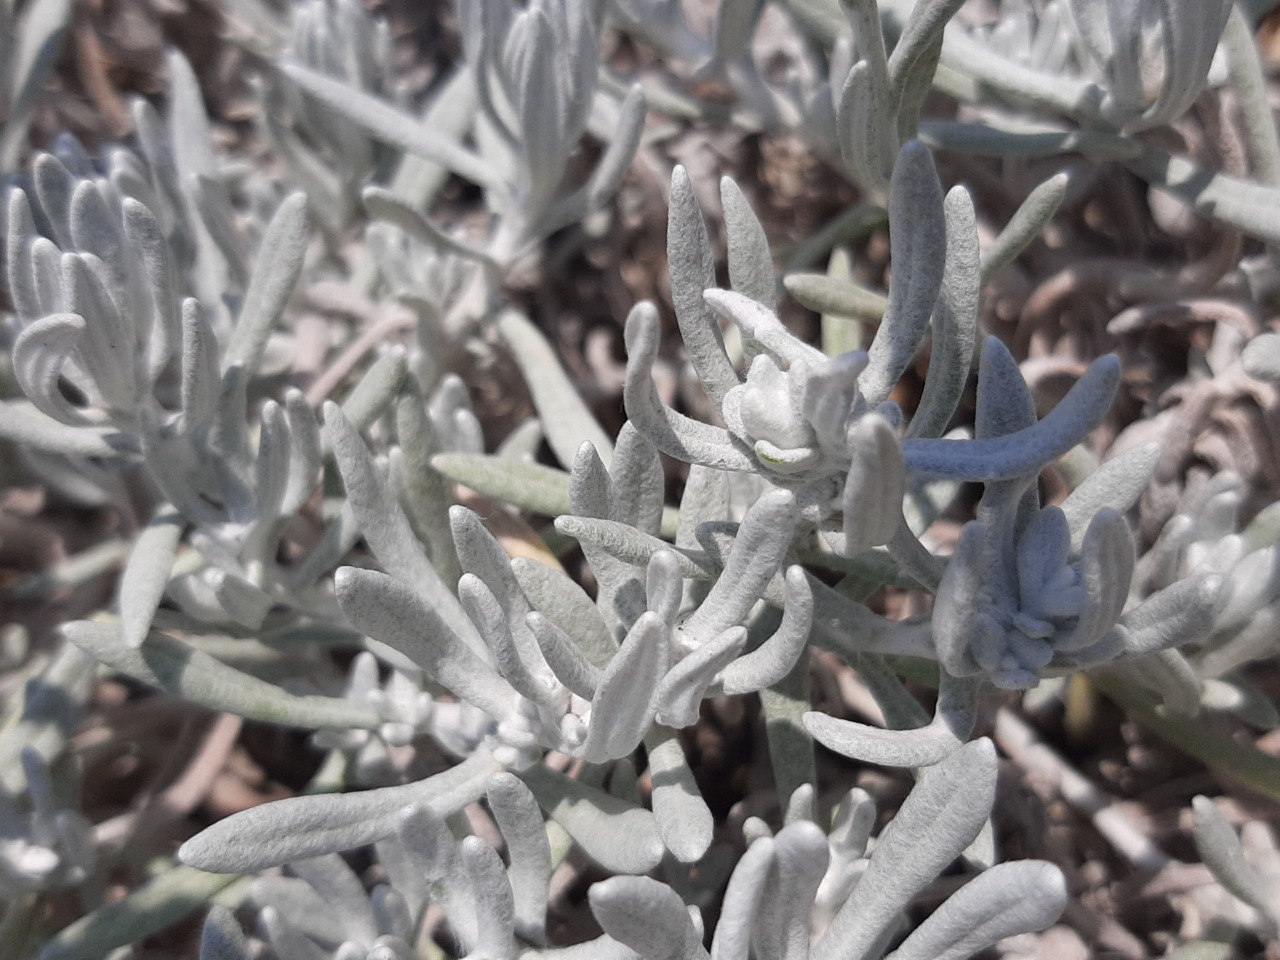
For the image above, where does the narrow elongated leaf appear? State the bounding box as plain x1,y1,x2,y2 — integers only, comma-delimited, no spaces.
527,611,602,699
178,299,221,432
980,172,1068,280
888,6,951,147
62,251,135,411
118,507,184,648
717,567,812,694
610,423,665,537
335,566,518,721
512,561,614,673
1060,441,1160,551
814,739,999,960
860,143,946,407
11,313,92,425
710,839,775,960
166,48,217,180
63,620,380,731
520,764,665,873
340,347,407,433
704,289,825,367
623,302,756,472
722,177,775,310
223,193,309,377
669,167,739,405
681,490,798,645
885,861,1067,960
498,309,614,469
250,400,290,534
837,62,896,190
180,750,498,873
515,8,565,215
645,727,714,863
389,395,457,576
712,0,764,69
803,675,978,768
579,612,669,762
1058,509,1133,652
362,186,496,264
753,821,829,960
645,549,683,628
1191,795,1280,925
450,506,555,674
289,856,378,947
434,452,574,517
463,837,517,959
843,414,905,553
68,181,134,325
1111,573,1224,660
907,187,979,439
886,0,966,99
325,403,485,654
555,515,711,580
281,389,321,515
586,84,646,211
36,865,240,960
784,273,888,322
191,175,248,291
281,63,502,192
8,189,44,322
0,0,72,169
903,355,1121,480
589,876,707,960
487,773,552,945
121,199,179,384
32,154,76,250
248,879,340,948
199,906,251,960
657,627,746,728
459,573,562,711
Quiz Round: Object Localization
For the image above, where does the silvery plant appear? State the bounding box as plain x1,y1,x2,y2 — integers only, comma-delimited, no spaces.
3,0,1279,958
612,0,1280,251
158,141,1225,953
191,741,1068,960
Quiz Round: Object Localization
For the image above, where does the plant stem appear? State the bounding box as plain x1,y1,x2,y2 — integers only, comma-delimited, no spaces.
1093,671,1280,803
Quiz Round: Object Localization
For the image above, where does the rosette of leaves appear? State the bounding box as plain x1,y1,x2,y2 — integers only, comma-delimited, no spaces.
254,0,398,236
928,0,1280,247
969,0,1232,133
2,42,308,455
278,0,646,262
56,366,493,785
921,340,1224,692
10,172,323,640
619,138,1230,768
6,136,200,447
13,90,503,783
1120,470,1280,723
609,0,1280,252
321,402,814,864
267,0,647,480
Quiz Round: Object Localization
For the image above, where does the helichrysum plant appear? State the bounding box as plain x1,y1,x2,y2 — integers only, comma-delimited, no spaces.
5,0,1280,958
